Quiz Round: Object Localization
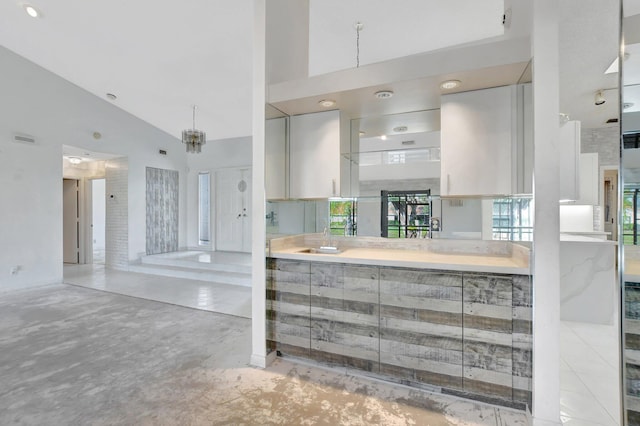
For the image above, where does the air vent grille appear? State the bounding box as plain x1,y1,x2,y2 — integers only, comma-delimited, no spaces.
448,199,464,207
13,133,36,144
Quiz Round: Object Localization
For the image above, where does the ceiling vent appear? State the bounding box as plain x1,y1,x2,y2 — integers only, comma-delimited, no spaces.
401,140,415,146
448,199,464,207
159,149,167,155
13,133,36,144
606,118,619,124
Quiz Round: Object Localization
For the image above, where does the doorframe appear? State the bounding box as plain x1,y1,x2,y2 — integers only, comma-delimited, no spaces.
599,165,619,240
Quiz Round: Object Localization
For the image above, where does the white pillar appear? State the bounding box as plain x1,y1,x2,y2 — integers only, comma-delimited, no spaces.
532,1,561,424
250,0,268,368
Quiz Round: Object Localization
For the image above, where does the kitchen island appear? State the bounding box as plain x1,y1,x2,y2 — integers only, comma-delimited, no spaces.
266,234,532,411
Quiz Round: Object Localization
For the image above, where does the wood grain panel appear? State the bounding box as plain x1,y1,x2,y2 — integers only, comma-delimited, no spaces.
267,259,310,358
310,263,379,372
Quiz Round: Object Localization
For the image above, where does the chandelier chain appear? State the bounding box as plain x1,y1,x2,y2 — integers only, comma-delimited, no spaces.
356,24,361,68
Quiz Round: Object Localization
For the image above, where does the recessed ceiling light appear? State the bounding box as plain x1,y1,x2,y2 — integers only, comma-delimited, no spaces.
374,90,394,99
93,132,102,140
68,157,82,165
624,102,635,110
380,135,387,140
440,80,461,90
23,4,40,18
319,99,336,107
358,131,366,136
393,126,408,133
106,93,117,101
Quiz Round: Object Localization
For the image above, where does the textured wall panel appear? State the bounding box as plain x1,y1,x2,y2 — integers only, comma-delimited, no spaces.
145,167,179,255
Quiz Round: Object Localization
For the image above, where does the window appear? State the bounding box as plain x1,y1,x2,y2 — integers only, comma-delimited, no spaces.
492,198,533,241
329,199,357,236
198,172,210,244
380,190,432,238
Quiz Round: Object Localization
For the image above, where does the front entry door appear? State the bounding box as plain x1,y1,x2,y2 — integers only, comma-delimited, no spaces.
216,168,251,252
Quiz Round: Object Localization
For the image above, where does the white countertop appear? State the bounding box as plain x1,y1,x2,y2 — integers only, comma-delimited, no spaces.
270,245,530,275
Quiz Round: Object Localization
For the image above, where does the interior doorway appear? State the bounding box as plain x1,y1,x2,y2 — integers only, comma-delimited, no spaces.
602,167,618,241
216,167,252,252
91,179,106,264
63,178,80,264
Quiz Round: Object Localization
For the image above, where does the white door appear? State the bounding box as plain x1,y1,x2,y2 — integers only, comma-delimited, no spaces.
216,168,252,252
63,179,79,263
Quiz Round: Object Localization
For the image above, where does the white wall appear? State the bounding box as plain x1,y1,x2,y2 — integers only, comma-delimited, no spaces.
0,45,188,288
185,136,252,249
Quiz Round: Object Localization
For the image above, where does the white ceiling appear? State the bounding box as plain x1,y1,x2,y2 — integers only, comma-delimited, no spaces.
558,0,620,128
308,0,505,76
0,0,627,149
0,0,254,141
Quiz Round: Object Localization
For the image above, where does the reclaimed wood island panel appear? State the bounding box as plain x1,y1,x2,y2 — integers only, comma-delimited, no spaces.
266,255,532,411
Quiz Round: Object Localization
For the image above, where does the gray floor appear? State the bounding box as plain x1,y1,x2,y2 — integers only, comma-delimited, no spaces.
0,284,529,425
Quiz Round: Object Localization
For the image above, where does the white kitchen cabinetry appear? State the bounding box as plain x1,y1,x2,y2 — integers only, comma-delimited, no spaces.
440,84,532,196
265,116,287,199
289,109,350,199
559,120,581,201
578,152,599,205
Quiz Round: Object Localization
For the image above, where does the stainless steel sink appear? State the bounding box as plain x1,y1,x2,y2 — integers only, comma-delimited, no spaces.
296,247,342,254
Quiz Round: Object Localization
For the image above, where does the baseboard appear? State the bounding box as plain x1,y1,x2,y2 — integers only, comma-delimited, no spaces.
250,351,276,368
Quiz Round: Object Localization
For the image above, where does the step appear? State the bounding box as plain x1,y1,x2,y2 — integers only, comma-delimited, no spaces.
128,263,252,287
140,254,251,274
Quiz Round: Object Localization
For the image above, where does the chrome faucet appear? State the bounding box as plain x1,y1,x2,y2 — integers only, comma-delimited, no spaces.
322,226,332,248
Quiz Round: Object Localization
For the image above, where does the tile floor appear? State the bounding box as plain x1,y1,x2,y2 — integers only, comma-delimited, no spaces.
63,264,251,318
560,320,621,426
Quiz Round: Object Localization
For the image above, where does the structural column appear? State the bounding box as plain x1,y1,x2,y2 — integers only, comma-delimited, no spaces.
532,1,561,423
250,0,268,368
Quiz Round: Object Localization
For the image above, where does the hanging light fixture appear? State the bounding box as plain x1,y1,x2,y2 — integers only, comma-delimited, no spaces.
182,105,206,153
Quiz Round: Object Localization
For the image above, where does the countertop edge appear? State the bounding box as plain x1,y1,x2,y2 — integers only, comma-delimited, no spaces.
269,251,531,276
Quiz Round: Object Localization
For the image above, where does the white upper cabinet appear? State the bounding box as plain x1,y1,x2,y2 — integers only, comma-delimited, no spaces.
559,120,581,202
265,117,287,200
578,152,599,206
440,84,532,196
289,110,350,199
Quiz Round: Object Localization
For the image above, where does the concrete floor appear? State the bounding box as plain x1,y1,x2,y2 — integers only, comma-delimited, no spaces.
0,284,528,425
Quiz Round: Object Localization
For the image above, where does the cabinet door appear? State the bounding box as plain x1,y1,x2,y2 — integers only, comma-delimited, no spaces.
266,259,311,358
265,117,287,200
290,110,341,199
441,86,514,196
559,120,581,201
578,152,599,205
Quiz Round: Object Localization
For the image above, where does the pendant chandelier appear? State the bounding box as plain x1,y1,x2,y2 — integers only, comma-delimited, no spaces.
182,105,206,153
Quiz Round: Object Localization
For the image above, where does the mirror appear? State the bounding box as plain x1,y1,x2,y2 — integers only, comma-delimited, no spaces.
622,1,640,423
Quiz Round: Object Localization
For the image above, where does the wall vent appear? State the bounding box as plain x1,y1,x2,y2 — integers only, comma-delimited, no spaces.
448,199,464,207
401,140,415,146
606,118,619,124
159,149,167,155
13,133,36,144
